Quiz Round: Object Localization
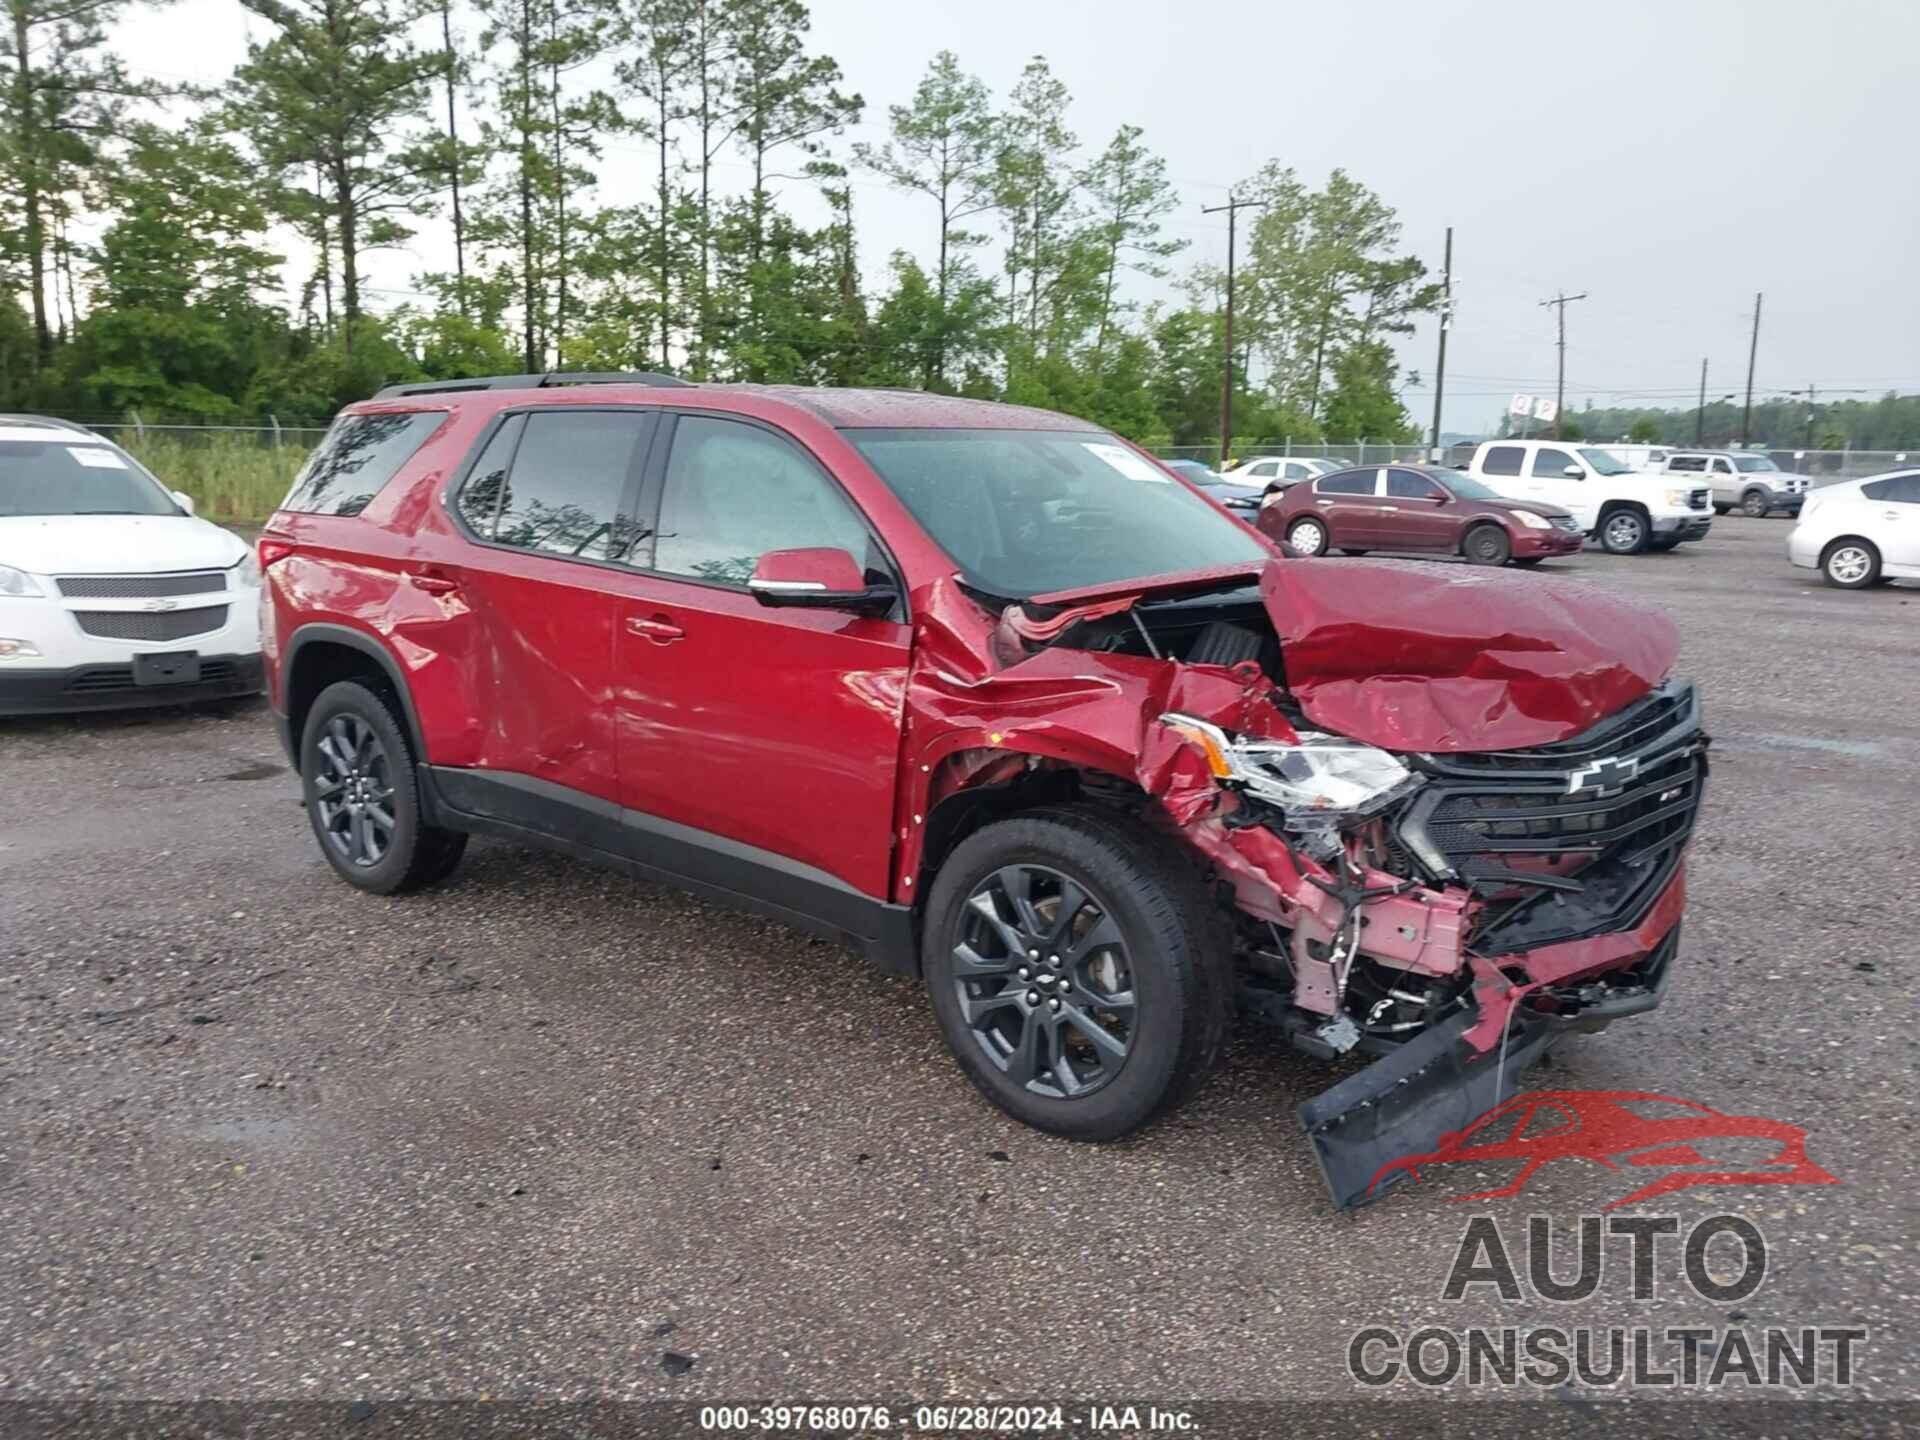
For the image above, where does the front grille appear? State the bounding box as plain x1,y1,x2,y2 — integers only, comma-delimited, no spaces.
1402,681,1707,952
74,606,228,641
1688,489,1710,510
56,571,226,598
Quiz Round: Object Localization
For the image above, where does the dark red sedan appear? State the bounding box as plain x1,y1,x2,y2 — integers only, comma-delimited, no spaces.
1257,463,1585,567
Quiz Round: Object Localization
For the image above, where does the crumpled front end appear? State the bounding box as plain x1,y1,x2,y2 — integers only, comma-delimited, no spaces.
902,559,1707,1209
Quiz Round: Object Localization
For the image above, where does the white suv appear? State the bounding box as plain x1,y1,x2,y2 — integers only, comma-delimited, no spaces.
1466,440,1713,553
0,417,263,715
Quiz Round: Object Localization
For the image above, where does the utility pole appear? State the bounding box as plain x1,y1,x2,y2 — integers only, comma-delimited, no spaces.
1202,195,1266,469
1538,291,1587,439
1428,226,1453,458
1740,291,1763,446
1695,358,1708,444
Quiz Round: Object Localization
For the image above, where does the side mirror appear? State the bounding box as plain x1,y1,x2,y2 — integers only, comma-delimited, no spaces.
1424,491,1450,504
172,489,196,515
748,546,897,616
1563,465,1584,479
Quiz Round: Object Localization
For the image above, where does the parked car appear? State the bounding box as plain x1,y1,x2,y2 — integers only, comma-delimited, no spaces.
1256,463,1585,567
1466,440,1712,554
1222,455,1337,494
1786,467,1920,588
1661,450,1810,517
262,373,1704,1208
0,415,263,716
1159,460,1262,517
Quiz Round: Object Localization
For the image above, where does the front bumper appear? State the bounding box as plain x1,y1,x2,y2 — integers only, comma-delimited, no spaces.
1301,903,1683,1210
0,653,264,716
1652,513,1713,540
1512,528,1586,557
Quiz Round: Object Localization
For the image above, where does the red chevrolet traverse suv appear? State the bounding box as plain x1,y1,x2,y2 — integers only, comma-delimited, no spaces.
262,374,1707,1207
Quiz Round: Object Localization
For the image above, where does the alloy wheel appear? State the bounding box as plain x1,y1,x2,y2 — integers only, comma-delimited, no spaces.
312,713,396,867
1742,492,1769,517
1604,513,1645,551
1827,545,1872,585
950,864,1135,1099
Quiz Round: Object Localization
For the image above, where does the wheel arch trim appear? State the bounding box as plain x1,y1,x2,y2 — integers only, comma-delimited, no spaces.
282,623,428,765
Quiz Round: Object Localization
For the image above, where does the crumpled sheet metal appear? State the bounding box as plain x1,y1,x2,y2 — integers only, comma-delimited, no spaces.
1260,560,1679,753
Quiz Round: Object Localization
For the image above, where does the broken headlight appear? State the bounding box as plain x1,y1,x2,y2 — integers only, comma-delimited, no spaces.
1161,713,1420,815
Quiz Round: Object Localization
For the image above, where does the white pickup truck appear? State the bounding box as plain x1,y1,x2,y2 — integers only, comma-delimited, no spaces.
1465,440,1713,554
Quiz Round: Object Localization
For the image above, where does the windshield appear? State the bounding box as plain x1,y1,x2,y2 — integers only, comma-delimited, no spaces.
1578,448,1634,475
847,427,1271,598
1443,472,1504,501
0,438,179,517
1732,454,1780,473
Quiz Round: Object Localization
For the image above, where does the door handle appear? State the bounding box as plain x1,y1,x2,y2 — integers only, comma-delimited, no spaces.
407,570,459,596
1380,505,1400,512
626,615,685,643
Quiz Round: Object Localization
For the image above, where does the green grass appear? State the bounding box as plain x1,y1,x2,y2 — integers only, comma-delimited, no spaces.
123,435,312,524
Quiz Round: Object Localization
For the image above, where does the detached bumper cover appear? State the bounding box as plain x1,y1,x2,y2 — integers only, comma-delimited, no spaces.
0,653,264,716
1301,918,1681,1210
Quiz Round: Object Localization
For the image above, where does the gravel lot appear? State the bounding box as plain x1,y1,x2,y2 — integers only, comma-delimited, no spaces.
2,515,1915,1413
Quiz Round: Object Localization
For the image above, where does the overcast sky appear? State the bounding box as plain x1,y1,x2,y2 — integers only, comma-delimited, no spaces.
113,0,1920,432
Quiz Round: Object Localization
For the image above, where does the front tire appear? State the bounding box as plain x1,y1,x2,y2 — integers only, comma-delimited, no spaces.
1821,538,1881,589
300,680,468,894
1286,517,1328,556
1741,490,1772,518
1462,524,1512,566
1599,507,1650,555
922,806,1229,1141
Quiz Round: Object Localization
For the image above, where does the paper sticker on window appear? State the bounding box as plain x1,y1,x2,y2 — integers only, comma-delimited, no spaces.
1082,442,1169,482
68,446,128,469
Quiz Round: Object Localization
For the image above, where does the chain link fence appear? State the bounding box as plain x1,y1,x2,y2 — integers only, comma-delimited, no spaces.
1151,441,1433,468
1152,439,1920,483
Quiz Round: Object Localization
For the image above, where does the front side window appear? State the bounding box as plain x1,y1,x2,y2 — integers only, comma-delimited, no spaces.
654,416,873,585
1711,459,1734,474
283,411,443,516
0,436,178,516
1387,468,1445,500
1481,446,1524,477
1529,447,1580,479
846,427,1269,598
458,410,652,561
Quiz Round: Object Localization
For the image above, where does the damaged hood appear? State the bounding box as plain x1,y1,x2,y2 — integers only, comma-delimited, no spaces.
1260,560,1678,752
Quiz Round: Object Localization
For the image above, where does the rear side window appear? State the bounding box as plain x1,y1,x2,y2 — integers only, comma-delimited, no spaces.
282,411,443,516
1863,474,1920,503
1246,461,1278,477
1481,446,1524,477
1666,455,1708,472
456,410,654,561
1315,469,1377,496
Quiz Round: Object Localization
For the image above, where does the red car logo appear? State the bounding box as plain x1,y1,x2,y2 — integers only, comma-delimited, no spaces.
1368,1090,1839,1209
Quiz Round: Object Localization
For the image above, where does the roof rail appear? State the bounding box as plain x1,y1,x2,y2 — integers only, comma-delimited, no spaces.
0,413,99,435
373,371,694,399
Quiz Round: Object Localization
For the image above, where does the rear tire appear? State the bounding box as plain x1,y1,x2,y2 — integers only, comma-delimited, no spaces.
1286,517,1328,556
1598,506,1650,555
1821,538,1881,589
300,680,468,894
1741,489,1771,518
922,805,1230,1142
1462,524,1512,566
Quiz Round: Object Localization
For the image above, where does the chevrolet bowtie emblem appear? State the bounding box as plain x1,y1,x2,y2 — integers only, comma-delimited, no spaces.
1567,756,1639,795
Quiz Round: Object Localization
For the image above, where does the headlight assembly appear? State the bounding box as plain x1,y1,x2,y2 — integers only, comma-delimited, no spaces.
0,564,43,598
1160,713,1419,815
1509,509,1551,530
1663,488,1693,508
230,550,263,587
